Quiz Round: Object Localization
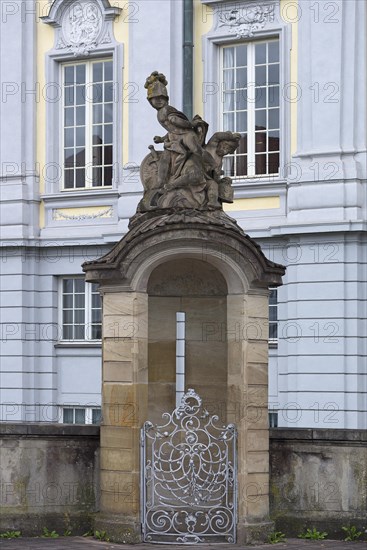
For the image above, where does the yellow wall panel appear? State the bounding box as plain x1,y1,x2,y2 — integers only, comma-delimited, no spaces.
223,196,280,212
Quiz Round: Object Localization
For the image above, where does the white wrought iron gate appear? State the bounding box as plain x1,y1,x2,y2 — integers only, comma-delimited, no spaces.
140,389,237,544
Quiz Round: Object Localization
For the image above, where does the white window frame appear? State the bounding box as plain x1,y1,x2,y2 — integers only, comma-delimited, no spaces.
59,277,102,342
61,58,114,191
201,3,291,188
220,39,280,179
60,406,102,425
269,286,278,346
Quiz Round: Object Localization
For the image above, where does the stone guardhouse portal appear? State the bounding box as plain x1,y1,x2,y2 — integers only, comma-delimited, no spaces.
83,72,285,544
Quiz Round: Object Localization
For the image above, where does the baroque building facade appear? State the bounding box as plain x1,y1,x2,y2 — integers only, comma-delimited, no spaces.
0,0,366,429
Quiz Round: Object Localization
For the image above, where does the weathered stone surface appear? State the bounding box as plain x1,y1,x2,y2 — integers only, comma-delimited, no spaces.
270,428,367,538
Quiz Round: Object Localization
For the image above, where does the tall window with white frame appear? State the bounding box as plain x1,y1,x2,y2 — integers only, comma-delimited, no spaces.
269,287,278,344
63,59,113,190
221,39,280,178
61,278,102,341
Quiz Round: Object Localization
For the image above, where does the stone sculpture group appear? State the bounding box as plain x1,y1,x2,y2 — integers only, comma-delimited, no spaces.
138,71,241,213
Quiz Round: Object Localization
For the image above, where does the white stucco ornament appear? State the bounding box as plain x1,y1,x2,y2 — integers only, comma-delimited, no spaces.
219,4,275,37
41,0,121,55
61,1,103,56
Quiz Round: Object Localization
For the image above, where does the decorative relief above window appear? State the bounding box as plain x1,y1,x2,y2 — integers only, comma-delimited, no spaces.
42,0,121,56
218,4,275,38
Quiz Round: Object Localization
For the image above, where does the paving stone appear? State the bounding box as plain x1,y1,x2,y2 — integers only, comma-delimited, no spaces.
0,538,366,549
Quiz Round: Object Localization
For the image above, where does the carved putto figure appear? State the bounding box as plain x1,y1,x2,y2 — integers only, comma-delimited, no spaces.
138,72,240,213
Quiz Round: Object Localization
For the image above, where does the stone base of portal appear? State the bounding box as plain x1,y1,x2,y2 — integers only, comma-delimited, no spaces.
94,513,142,544
237,520,275,544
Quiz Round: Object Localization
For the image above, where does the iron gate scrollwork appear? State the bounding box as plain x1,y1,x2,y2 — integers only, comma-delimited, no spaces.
141,389,237,544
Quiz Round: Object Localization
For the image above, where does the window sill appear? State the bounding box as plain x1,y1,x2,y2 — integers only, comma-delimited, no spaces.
55,342,102,348
42,189,119,202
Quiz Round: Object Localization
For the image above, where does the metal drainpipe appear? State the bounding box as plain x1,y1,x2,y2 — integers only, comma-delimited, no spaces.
183,0,194,120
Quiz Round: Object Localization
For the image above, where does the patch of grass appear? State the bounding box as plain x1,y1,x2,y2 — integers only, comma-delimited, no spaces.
0,531,21,539
41,527,59,538
342,525,363,541
268,530,287,544
94,529,110,542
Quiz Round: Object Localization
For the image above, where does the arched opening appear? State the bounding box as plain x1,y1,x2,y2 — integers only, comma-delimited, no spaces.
147,258,228,423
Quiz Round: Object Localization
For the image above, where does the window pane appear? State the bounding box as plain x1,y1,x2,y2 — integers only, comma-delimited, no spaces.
255,110,267,130
268,64,280,85
255,88,266,108
104,166,113,186
223,91,234,112
104,125,113,144
236,90,247,111
223,69,234,91
63,294,73,308
93,167,102,186
104,145,113,165
255,43,266,64
238,135,248,154
269,324,278,340
75,168,85,188
268,86,280,108
93,62,103,83
104,104,113,123
104,83,113,103
236,45,247,67
92,293,101,308
255,132,267,152
76,127,85,147
223,47,234,68
269,109,279,129
268,153,279,174
64,66,74,85
75,85,85,106
64,128,74,147
76,64,86,84
64,108,74,127
74,279,84,293
64,170,74,189
92,409,102,424
63,325,73,340
255,154,267,175
64,149,74,168
223,113,234,131
93,146,103,166
75,148,85,167
236,68,247,88
255,65,266,86
236,155,247,177
75,408,86,424
63,310,73,324
76,106,85,125
74,325,85,339
92,308,101,323
92,84,103,103
104,61,113,81
75,293,85,308
268,131,280,151
223,156,234,177
93,104,103,124
91,324,102,340
93,126,103,145
64,87,74,106
236,112,247,134
63,409,74,423
268,41,279,63
269,289,277,305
